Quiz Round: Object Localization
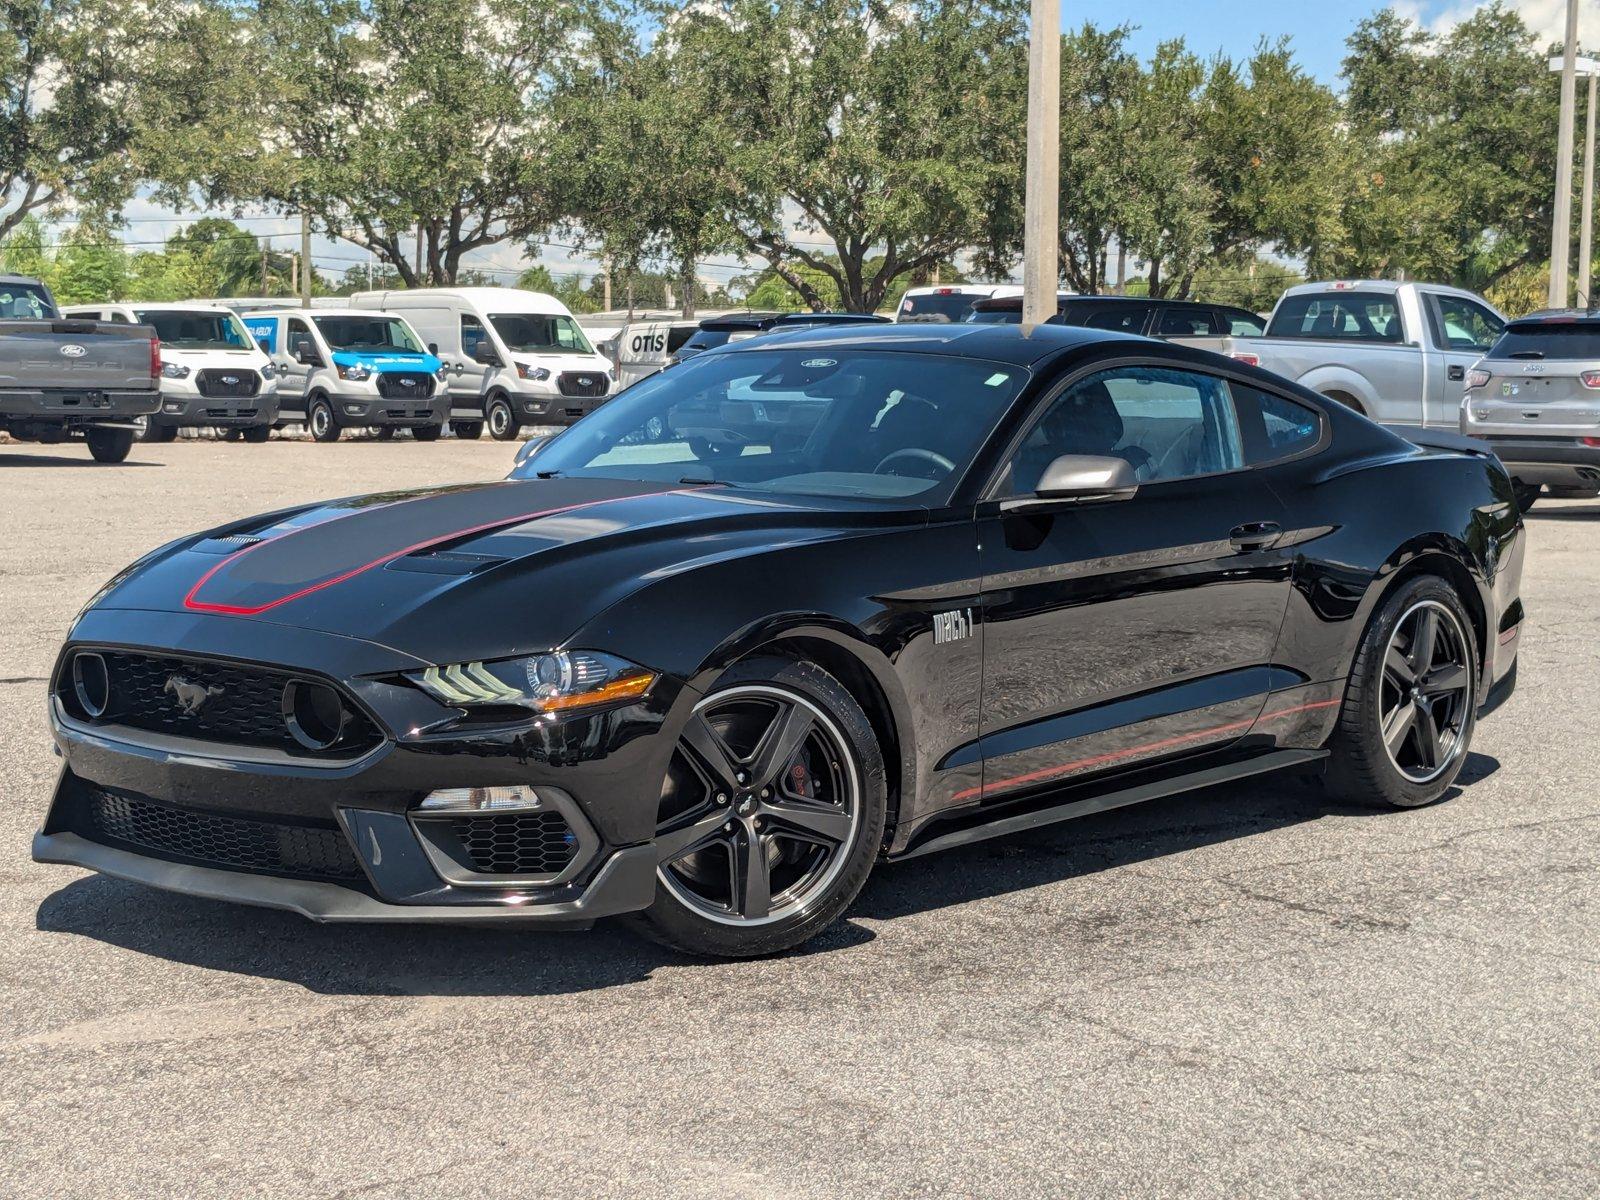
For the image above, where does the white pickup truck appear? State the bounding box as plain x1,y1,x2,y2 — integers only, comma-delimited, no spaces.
1215,281,1507,428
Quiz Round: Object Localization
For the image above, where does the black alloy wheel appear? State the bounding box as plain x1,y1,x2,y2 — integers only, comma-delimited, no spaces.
639,658,885,957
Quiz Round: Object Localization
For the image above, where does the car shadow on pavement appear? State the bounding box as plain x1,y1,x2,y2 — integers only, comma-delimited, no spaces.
33,755,1498,992
1525,505,1600,521
0,452,162,468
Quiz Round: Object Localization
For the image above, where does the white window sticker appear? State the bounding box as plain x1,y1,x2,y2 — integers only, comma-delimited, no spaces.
985,372,1010,387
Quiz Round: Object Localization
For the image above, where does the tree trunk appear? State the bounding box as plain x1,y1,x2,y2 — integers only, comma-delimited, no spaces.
680,257,696,319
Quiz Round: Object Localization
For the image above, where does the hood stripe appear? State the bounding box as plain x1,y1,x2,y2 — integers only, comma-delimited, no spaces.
184,487,700,616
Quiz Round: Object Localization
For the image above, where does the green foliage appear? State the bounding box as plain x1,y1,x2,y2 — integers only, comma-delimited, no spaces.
1188,254,1303,312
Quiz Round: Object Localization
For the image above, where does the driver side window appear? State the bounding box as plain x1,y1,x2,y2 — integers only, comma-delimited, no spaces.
1006,366,1244,494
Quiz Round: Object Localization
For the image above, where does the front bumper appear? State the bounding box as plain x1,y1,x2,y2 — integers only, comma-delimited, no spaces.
1466,434,1600,488
516,391,610,427
330,392,449,428
153,390,281,428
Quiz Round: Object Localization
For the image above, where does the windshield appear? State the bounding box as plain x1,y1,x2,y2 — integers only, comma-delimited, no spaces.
0,280,56,319
1488,323,1600,360
133,309,253,350
491,313,593,355
897,290,986,324
313,315,424,353
514,348,1029,501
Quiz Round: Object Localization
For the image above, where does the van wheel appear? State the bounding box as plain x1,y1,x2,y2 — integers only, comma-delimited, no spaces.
413,423,442,442
141,420,177,444
242,425,271,444
308,397,340,443
487,395,520,441
451,420,484,440
376,426,397,441
85,428,135,464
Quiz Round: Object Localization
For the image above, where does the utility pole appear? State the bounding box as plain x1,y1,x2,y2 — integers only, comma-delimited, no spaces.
260,238,269,295
602,259,612,311
1549,0,1581,308
300,212,313,309
1581,72,1598,308
1021,0,1061,330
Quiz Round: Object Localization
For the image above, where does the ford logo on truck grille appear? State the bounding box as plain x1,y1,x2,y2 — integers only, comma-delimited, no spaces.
220,375,239,385
59,344,86,357
398,378,416,387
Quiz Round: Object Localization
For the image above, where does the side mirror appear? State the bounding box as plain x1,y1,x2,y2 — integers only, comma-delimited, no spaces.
512,435,549,468
427,341,439,355
1004,454,1139,512
472,340,502,367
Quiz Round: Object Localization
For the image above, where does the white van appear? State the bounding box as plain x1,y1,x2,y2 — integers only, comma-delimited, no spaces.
612,316,711,388
895,284,1025,324
351,287,615,440
241,307,447,442
62,302,279,442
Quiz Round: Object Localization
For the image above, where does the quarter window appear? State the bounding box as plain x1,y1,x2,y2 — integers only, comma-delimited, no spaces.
1234,384,1322,464
1006,366,1244,493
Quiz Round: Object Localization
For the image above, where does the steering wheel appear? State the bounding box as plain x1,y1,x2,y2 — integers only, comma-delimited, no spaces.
873,447,956,478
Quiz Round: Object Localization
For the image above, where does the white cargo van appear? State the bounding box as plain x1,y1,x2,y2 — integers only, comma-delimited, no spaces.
242,307,447,442
351,287,615,439
63,302,279,442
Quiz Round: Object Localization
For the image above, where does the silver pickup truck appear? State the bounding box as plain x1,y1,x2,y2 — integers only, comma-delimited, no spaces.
0,275,160,462
1212,281,1507,428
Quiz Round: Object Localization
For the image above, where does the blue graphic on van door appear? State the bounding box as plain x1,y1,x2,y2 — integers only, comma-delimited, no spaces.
244,318,277,353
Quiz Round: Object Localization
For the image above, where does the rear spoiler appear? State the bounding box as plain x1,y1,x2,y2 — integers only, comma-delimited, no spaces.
1385,424,1504,463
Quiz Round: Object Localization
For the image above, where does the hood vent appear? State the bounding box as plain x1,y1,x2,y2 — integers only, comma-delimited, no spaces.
386,550,510,577
191,534,266,556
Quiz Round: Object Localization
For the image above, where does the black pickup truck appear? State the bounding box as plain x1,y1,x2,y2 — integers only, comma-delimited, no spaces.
0,275,160,462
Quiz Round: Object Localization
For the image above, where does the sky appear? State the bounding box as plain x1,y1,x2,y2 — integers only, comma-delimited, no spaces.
51,1,1600,295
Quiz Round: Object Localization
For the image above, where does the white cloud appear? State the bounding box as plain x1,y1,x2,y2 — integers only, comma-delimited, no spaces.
1393,0,1600,46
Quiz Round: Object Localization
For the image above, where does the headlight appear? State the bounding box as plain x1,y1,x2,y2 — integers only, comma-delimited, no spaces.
161,361,191,379
337,362,371,381
410,650,655,713
516,362,551,381
260,363,277,380
1465,368,1491,389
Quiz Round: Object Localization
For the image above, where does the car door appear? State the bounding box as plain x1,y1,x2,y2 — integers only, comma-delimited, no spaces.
456,313,492,403
1422,292,1505,427
969,360,1296,810
277,316,314,418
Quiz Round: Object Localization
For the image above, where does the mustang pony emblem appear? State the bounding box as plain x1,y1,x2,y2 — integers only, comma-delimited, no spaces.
164,675,224,715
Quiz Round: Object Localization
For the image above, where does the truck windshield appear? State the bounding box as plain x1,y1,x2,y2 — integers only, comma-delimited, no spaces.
0,280,56,319
1488,322,1600,360
133,309,253,350
313,315,425,353
491,313,593,355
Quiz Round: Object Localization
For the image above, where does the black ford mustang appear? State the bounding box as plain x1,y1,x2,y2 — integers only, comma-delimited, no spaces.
34,324,1525,957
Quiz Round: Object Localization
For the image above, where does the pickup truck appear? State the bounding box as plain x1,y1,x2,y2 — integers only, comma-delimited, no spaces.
1211,281,1507,428
0,274,161,462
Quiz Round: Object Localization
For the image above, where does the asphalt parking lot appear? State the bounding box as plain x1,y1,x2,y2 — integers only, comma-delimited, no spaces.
1,437,1597,1198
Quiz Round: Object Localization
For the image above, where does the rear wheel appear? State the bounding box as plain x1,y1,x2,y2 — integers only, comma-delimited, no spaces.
413,423,442,442
1512,482,1541,513
450,420,484,440
85,428,134,463
376,425,397,441
308,396,340,443
242,425,271,444
141,420,177,444
487,394,520,441
637,657,886,957
1325,575,1478,808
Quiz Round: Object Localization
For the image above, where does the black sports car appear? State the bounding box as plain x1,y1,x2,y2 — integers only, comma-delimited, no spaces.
34,324,1525,957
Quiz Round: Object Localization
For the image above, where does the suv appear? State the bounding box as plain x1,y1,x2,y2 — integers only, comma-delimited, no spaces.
63,303,278,442
0,275,160,462
1462,310,1600,510
966,293,1267,339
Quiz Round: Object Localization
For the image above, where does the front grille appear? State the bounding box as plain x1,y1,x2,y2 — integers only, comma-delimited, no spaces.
87,787,363,881
376,372,436,399
556,371,608,398
451,811,579,876
75,651,381,757
196,369,260,398
205,407,259,418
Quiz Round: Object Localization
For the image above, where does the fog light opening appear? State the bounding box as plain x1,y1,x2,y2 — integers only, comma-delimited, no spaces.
71,651,110,718
283,679,348,751
417,785,545,813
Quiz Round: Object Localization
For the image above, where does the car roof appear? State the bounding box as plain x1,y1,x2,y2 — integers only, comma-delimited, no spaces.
68,302,235,316
1508,309,1600,325
705,320,1137,365
242,307,405,320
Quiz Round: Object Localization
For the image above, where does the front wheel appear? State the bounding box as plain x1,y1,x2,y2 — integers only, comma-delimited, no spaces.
85,428,134,463
450,420,484,440
1325,575,1478,808
308,397,340,443
637,657,887,958
486,395,520,441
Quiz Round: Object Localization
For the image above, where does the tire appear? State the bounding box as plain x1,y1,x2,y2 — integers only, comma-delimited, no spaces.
376,426,397,441
308,396,340,443
413,423,442,442
220,428,242,442
85,428,134,464
487,394,521,441
242,425,271,444
451,420,484,440
635,656,887,957
142,421,177,444
1512,482,1541,513
1324,575,1478,808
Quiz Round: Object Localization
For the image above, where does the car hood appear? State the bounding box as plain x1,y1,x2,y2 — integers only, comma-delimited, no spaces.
89,477,916,667
330,349,443,374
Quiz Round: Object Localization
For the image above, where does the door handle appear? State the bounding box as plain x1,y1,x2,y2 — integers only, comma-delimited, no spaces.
1229,521,1283,552
1448,365,1465,382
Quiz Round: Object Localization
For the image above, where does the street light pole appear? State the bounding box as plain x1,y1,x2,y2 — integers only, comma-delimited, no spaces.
1021,0,1060,331
1549,0,1581,308
1581,73,1598,308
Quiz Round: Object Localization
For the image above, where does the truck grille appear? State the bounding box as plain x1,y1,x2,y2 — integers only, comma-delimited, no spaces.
65,650,381,758
86,787,363,881
451,811,579,876
376,372,436,398
556,371,608,398
196,369,261,398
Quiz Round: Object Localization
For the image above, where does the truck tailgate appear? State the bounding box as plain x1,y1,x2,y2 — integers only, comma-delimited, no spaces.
0,320,155,392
